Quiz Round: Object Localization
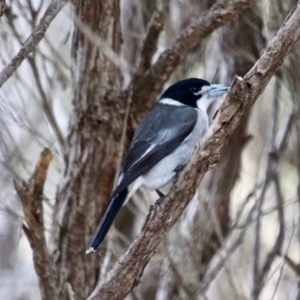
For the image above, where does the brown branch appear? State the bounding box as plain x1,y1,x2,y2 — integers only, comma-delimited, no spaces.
136,9,166,74
0,0,67,87
131,0,255,117
88,2,300,300
52,1,124,298
284,254,300,276
14,149,57,300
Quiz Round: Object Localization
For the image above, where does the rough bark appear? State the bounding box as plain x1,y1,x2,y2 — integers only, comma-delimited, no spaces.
88,2,300,298
51,1,124,299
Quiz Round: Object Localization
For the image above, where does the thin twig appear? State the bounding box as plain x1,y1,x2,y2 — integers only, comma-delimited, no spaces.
252,78,295,299
283,254,300,276
113,89,133,188
0,0,67,87
259,175,285,285
276,104,296,153
270,260,285,300
251,78,280,300
27,56,66,152
136,9,166,74
201,227,246,291
166,246,197,297
251,176,271,299
232,184,262,228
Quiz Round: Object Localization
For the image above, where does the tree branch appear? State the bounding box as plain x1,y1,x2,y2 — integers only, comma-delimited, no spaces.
136,9,166,74
131,0,255,117
15,149,58,300
284,254,300,276
88,2,300,299
0,0,67,87
51,1,124,298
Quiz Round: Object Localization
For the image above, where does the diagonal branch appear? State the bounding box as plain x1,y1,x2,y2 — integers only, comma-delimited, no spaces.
284,254,300,276
88,2,300,299
131,0,255,117
0,0,67,87
14,149,57,300
136,9,166,74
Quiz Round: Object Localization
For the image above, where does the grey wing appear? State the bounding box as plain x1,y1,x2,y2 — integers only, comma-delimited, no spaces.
113,104,197,196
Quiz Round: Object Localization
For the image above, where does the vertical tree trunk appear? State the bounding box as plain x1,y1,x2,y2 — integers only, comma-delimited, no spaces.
51,1,124,298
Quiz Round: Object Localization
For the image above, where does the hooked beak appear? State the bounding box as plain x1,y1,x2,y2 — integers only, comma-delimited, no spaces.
207,84,230,98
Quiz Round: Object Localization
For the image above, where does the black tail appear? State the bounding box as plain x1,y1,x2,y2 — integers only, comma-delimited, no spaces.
86,188,128,253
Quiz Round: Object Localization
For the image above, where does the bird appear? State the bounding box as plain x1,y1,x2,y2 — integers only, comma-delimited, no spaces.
86,78,229,253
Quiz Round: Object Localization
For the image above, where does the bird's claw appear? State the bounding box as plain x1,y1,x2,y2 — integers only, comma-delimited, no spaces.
155,196,165,209
155,189,165,209
172,174,179,184
172,165,184,184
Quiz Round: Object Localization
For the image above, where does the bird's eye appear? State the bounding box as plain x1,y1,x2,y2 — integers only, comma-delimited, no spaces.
191,87,200,94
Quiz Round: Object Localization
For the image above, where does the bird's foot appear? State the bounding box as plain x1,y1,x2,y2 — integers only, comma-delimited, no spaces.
172,165,184,184
172,174,179,185
155,189,166,209
213,109,219,120
155,197,165,209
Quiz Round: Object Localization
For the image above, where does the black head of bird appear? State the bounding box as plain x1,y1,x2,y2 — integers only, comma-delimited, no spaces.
160,78,230,110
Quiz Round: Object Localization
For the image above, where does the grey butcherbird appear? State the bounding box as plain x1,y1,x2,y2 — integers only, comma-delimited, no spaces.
86,78,229,253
